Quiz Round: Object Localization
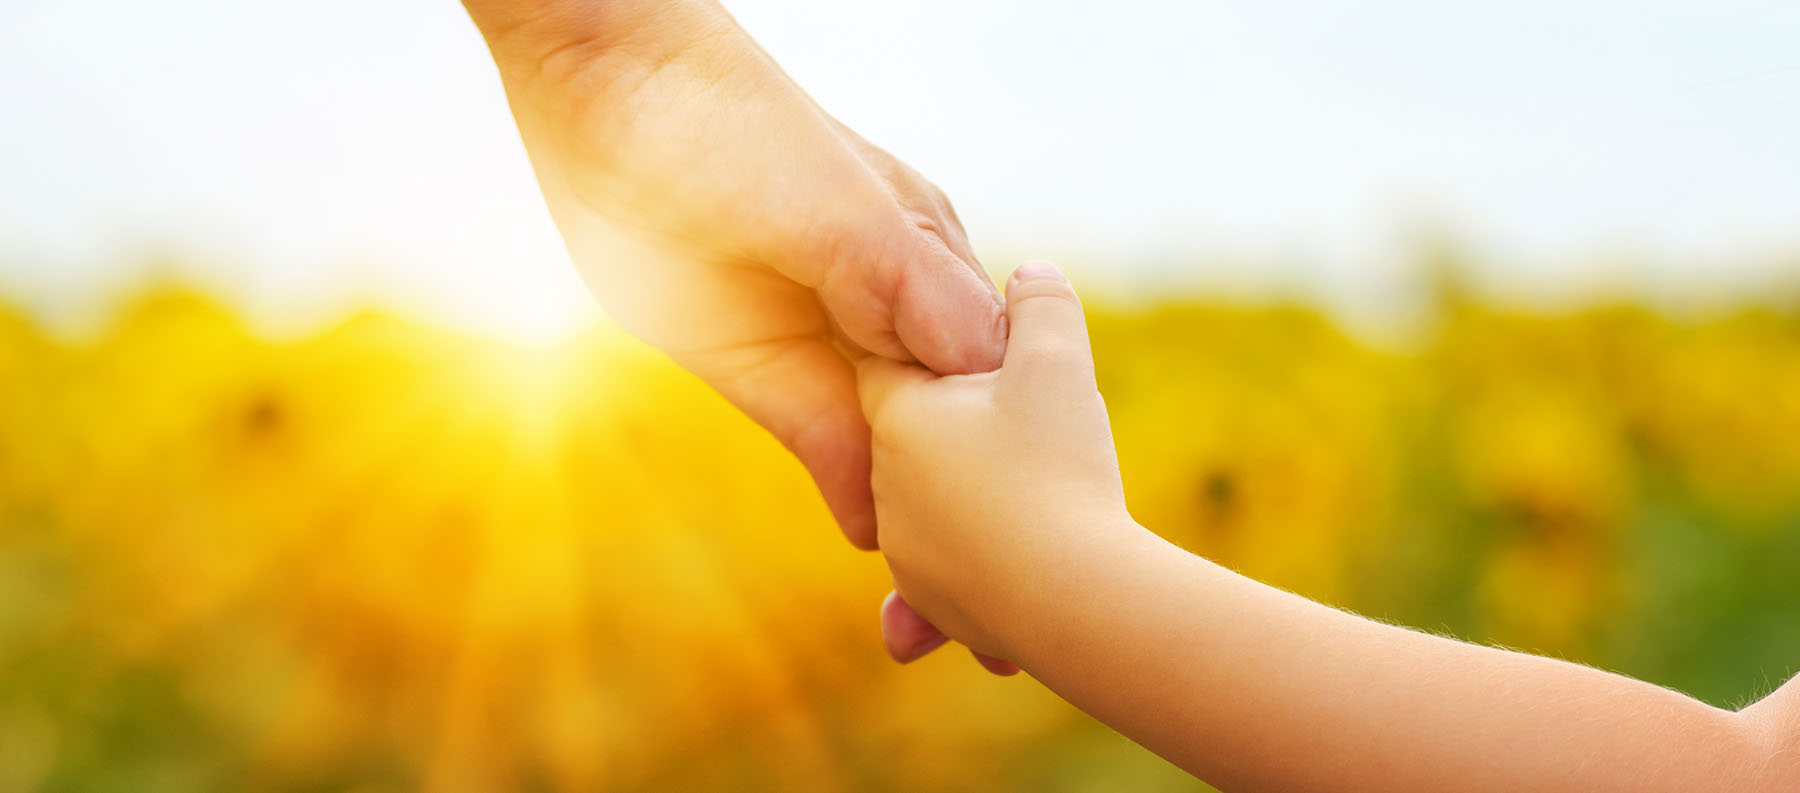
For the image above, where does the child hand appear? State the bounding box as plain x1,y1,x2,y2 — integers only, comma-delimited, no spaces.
857,262,1133,661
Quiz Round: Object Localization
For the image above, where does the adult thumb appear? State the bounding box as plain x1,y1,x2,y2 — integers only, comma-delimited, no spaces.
1001,261,1094,387
814,213,1007,377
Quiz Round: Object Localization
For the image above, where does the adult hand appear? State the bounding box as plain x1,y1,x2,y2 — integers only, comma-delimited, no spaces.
464,0,1014,671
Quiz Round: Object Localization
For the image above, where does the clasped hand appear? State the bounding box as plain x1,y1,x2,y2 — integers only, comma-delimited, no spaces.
466,0,1026,671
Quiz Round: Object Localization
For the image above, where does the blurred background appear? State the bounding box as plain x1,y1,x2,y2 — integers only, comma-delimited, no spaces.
3,1,1800,791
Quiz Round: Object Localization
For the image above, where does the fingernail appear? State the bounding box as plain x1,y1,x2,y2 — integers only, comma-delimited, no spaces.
1011,260,1063,283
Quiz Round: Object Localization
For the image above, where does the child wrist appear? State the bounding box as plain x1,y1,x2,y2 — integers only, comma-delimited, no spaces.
985,510,1153,665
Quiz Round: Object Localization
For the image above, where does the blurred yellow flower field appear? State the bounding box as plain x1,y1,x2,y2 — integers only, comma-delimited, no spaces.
2,278,1799,792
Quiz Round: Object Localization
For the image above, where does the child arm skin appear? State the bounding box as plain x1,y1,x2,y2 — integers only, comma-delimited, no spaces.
855,261,1800,793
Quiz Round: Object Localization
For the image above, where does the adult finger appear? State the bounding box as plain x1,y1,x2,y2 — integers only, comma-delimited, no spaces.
880,591,949,662
882,592,1021,674
822,121,994,344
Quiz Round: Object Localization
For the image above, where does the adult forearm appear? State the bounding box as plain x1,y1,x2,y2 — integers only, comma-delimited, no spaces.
1002,524,1780,793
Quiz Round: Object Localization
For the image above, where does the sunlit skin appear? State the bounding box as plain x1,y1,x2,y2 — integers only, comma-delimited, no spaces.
458,1,1800,785
858,260,1800,792
461,0,1007,668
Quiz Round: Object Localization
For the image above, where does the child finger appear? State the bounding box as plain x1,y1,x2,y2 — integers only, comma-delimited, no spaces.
852,352,933,421
882,590,951,663
1001,260,1095,387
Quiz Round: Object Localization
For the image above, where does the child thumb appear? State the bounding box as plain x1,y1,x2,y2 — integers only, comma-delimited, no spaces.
1001,261,1094,384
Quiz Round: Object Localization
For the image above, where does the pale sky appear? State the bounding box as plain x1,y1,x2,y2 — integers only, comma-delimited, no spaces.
3,1,1799,338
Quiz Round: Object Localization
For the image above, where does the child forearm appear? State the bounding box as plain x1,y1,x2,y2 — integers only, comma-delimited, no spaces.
1007,524,1786,791
999,520,1794,793
858,266,1800,791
